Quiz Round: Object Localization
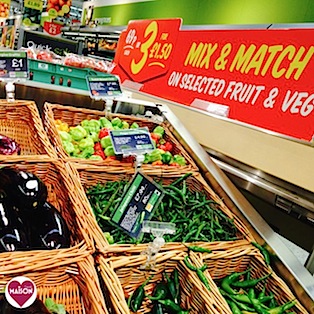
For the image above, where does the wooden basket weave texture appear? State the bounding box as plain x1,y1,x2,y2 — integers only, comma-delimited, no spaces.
198,245,309,314
0,255,109,314
97,250,230,314
43,102,198,174
0,100,56,159
0,159,95,273
69,164,255,254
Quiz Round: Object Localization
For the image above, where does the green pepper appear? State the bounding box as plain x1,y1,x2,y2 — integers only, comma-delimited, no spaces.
121,121,129,129
158,300,189,314
147,283,169,301
128,275,153,312
99,117,113,128
89,155,103,161
62,141,75,155
161,151,173,164
143,149,163,163
81,119,101,133
111,117,123,128
78,146,94,159
173,155,186,166
78,137,94,151
58,130,72,142
89,131,99,142
130,122,139,129
69,125,87,141
104,145,115,157
100,135,112,148
153,126,165,136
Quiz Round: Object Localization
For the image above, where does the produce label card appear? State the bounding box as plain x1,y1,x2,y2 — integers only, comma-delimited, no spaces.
0,51,28,79
23,0,43,27
111,171,164,239
86,75,123,99
109,127,155,155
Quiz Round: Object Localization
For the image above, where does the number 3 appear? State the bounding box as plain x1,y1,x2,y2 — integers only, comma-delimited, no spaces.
131,21,158,75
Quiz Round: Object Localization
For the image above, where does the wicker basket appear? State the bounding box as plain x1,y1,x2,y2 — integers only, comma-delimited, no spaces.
0,159,96,273
197,245,309,314
69,164,255,254
97,250,230,314
43,102,198,174
0,100,56,159
0,255,109,314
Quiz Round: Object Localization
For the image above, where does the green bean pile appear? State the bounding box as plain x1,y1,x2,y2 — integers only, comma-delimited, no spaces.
86,173,238,244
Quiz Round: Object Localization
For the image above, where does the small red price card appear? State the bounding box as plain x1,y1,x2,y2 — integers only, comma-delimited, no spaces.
118,18,182,83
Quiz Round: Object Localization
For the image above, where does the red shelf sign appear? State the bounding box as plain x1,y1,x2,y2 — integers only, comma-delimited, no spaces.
113,19,314,142
117,18,181,82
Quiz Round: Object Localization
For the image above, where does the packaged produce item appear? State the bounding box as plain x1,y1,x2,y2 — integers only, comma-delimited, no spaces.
0,134,20,155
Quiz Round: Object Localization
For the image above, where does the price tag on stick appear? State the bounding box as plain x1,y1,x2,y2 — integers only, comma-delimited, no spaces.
86,75,123,100
110,127,155,156
111,171,164,239
0,51,28,79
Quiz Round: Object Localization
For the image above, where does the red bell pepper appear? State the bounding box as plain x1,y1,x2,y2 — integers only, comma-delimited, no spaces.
159,142,173,152
99,127,111,139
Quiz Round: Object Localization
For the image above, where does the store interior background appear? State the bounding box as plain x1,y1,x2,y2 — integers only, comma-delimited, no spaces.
4,0,314,269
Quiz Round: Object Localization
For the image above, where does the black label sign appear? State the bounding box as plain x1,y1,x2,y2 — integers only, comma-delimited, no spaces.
0,51,28,79
111,172,164,238
87,75,123,99
21,30,79,56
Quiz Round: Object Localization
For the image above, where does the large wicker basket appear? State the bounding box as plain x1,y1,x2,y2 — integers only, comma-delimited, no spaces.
196,245,309,314
68,163,255,254
96,250,230,314
0,255,109,314
0,100,56,159
43,102,198,174
0,159,96,273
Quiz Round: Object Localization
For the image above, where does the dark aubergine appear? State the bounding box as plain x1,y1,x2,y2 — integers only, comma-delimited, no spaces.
0,191,29,252
0,296,58,314
26,202,70,250
0,168,47,211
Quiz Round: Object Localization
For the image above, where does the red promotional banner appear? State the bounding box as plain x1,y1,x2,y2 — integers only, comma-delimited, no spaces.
112,19,314,142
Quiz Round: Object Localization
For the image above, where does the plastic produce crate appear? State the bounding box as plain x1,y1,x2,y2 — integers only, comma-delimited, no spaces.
0,100,56,160
0,255,109,314
28,59,104,90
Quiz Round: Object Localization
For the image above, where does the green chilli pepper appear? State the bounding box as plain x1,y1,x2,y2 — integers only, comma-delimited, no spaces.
164,272,178,304
226,299,243,314
171,268,181,304
184,244,212,254
221,269,251,294
251,242,271,266
147,283,169,301
128,275,153,311
158,299,189,314
232,272,272,288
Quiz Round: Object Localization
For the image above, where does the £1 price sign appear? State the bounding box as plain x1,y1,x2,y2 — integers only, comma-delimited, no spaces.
0,51,28,79
118,18,182,83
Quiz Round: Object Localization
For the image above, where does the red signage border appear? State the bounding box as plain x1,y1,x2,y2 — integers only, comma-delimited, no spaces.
113,19,314,142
